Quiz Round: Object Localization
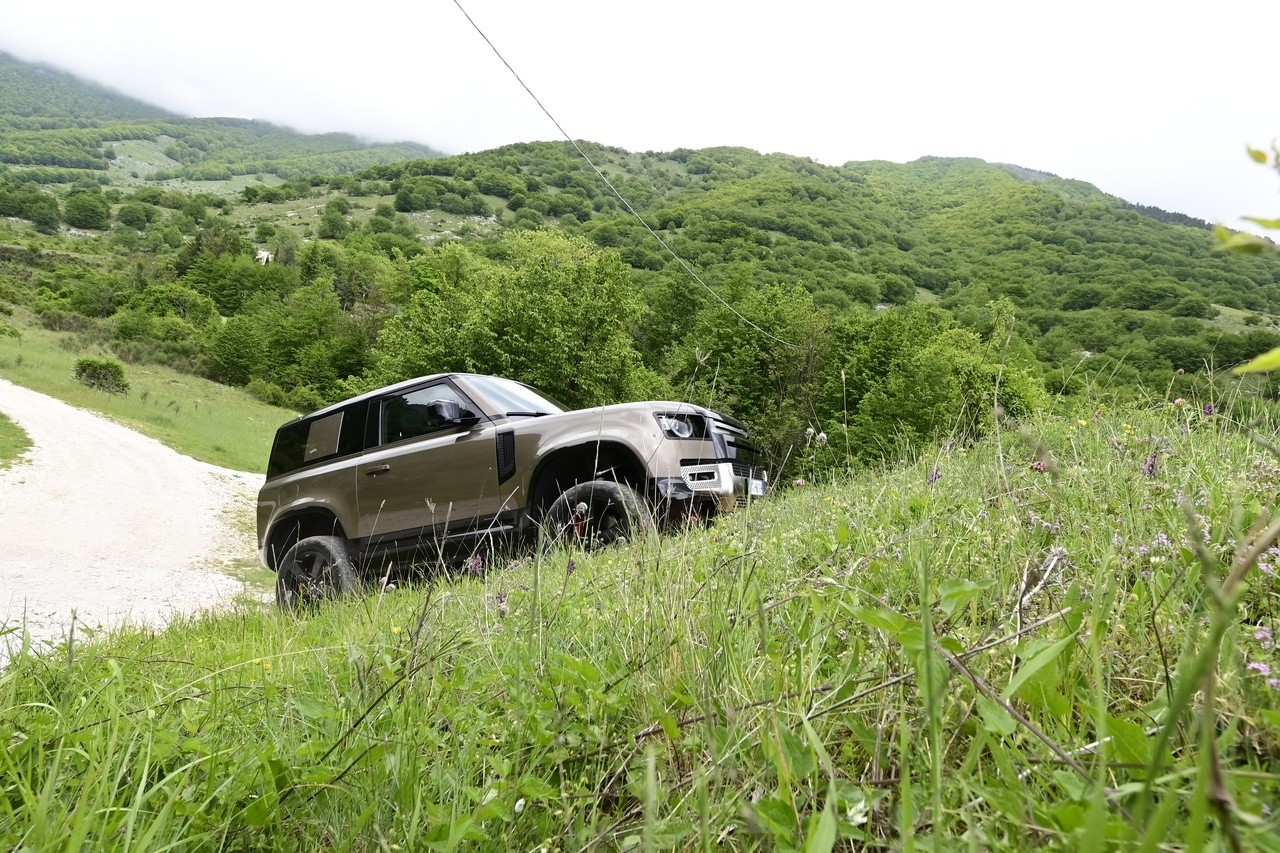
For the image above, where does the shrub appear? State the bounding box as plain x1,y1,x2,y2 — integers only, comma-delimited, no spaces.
245,378,289,408
73,356,129,394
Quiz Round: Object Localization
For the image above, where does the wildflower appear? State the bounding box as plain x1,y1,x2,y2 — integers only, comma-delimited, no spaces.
1270,679,1280,689
1256,625,1274,649
926,467,942,485
514,798,526,815
465,552,485,575
1152,531,1172,551
804,426,815,442
1077,418,1088,428
1141,452,1158,478
1203,403,1215,416
815,431,828,447
1123,423,1134,433
1173,397,1187,407
1030,460,1047,472
566,558,576,576
392,625,402,635
1247,661,1271,676
792,478,807,487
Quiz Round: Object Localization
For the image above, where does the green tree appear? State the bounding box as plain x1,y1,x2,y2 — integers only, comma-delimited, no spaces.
116,202,157,230
366,232,662,408
202,315,266,386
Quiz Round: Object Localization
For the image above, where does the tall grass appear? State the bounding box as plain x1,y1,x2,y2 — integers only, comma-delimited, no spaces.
2,401,1278,849
0,320,294,472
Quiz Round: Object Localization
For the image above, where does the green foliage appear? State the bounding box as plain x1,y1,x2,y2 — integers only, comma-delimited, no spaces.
366,233,663,407
62,187,110,229
72,355,128,393
1226,144,1280,375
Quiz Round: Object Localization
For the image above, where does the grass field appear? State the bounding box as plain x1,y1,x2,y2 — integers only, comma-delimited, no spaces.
0,320,293,472
2,401,1277,849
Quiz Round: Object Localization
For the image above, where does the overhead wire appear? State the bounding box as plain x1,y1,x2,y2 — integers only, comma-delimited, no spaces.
450,0,798,349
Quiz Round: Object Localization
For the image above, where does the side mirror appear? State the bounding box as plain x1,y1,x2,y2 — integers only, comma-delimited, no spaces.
426,399,480,429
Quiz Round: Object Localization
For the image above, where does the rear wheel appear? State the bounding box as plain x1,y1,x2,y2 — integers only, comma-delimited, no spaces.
539,480,655,551
276,535,359,610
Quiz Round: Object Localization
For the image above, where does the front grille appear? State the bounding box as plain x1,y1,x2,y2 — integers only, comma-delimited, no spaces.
731,461,767,481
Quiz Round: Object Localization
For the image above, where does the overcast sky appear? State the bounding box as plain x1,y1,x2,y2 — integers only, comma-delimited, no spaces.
2,1,1278,231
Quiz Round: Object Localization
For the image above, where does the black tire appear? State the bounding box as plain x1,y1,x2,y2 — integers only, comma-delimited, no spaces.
276,535,360,610
539,480,655,551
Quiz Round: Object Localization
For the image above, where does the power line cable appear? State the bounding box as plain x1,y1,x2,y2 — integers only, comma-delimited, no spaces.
450,0,798,349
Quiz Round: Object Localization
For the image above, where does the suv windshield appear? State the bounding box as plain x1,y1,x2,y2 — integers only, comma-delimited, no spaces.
469,375,566,417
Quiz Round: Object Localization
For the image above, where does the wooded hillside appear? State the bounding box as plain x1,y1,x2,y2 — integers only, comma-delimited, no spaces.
2,52,1278,474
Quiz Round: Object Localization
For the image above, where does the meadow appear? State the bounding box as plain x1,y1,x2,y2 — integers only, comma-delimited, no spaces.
2,398,1277,849
0,320,295,472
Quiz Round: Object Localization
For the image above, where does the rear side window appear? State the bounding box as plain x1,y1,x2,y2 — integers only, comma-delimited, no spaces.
266,401,370,478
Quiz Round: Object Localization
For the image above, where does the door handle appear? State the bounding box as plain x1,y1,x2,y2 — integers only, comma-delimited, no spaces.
365,464,392,476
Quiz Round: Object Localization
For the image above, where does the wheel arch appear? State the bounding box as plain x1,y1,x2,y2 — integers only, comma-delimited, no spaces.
528,440,648,521
264,509,348,572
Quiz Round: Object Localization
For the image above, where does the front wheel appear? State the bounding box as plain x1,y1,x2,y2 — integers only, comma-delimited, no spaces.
539,480,655,551
276,535,360,610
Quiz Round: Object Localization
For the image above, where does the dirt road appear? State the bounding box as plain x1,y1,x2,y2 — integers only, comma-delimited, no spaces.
0,378,261,659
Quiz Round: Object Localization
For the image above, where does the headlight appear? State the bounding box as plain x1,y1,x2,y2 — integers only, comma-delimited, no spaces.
655,413,705,440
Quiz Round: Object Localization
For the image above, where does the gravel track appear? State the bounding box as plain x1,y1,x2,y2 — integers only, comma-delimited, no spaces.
0,378,261,660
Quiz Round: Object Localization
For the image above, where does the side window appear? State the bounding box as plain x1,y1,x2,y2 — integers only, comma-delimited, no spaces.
380,383,476,445
304,412,344,461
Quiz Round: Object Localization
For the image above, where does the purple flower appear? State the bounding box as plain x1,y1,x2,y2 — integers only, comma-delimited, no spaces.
464,552,486,575
1269,678,1280,689
1030,460,1048,472
1203,403,1215,416
1141,452,1158,478
1247,661,1271,676
927,467,942,485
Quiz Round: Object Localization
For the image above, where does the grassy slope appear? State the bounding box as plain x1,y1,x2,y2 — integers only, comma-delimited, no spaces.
3,401,1277,849
0,409,29,468
0,321,292,472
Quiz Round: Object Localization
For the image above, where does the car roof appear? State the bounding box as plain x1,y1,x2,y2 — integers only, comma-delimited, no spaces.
277,372,459,429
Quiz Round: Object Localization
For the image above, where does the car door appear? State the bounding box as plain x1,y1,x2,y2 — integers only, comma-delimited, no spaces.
355,380,498,544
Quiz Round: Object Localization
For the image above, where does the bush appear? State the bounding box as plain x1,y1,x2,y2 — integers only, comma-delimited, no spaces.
37,308,95,333
245,378,289,408
73,357,129,394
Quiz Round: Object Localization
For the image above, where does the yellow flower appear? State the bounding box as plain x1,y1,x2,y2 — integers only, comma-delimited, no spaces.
392,626,402,635
1077,419,1088,428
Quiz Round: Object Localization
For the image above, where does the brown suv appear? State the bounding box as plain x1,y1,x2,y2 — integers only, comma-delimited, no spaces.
257,373,767,607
